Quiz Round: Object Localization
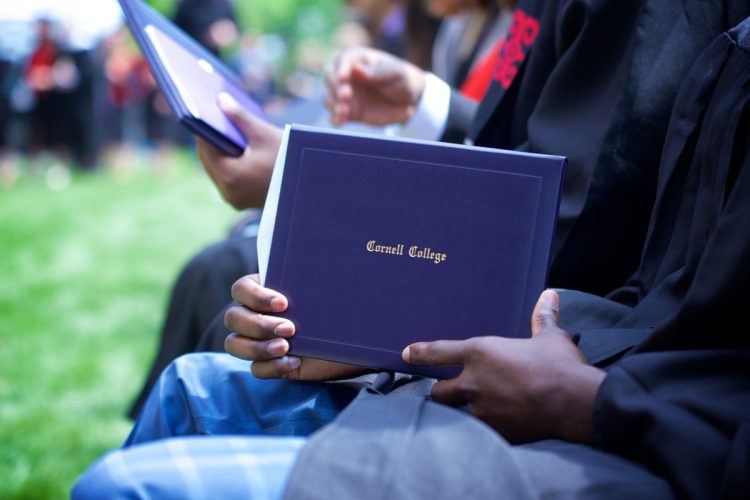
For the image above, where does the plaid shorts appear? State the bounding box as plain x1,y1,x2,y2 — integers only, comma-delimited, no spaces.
73,353,358,499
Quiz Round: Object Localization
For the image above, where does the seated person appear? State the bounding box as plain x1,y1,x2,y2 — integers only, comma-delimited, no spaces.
129,0,749,418
74,14,750,499
428,0,515,102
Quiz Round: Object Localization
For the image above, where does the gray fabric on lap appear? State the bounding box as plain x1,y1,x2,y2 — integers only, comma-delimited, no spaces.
283,390,673,499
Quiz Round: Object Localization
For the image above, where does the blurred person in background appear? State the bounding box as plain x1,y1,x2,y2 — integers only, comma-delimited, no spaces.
24,18,100,171
234,31,278,105
0,57,14,185
60,34,98,170
0,59,10,148
4,1,122,175
174,0,239,57
403,0,441,71
349,0,409,58
0,16,39,184
25,18,64,169
429,0,514,101
96,25,156,172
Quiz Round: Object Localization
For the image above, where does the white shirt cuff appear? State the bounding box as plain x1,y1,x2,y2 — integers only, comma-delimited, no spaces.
397,73,450,141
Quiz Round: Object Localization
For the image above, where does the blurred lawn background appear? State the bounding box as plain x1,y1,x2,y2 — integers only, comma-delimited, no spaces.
0,153,236,499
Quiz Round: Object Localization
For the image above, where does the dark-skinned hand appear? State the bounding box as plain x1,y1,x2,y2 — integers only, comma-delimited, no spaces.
403,290,606,444
224,274,368,381
196,93,282,209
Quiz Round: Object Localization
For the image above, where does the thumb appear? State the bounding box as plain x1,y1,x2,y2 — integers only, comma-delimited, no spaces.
531,289,560,337
218,92,258,141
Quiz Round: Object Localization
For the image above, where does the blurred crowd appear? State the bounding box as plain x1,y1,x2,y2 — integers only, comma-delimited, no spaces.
1,0,260,184
0,0,511,187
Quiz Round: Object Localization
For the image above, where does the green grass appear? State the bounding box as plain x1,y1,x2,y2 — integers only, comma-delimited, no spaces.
0,154,236,499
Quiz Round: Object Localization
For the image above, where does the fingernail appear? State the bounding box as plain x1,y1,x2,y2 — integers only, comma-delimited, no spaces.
544,289,559,309
267,338,288,357
270,296,287,311
282,356,301,369
274,322,295,337
401,346,411,363
218,92,240,113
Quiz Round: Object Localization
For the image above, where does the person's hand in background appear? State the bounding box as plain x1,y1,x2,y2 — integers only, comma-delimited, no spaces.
325,47,427,126
196,93,282,209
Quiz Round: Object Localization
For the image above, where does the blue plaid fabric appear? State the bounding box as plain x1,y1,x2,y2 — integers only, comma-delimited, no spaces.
73,435,306,499
73,353,358,499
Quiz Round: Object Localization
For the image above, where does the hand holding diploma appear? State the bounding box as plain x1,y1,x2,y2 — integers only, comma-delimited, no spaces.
196,93,282,209
404,290,606,444
224,274,369,381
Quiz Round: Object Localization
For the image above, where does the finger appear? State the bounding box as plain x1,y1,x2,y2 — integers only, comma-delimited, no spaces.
402,340,467,366
325,64,351,97
323,96,342,125
195,136,222,160
230,275,288,312
531,289,560,337
335,51,356,82
364,59,399,86
334,102,353,125
350,62,374,83
224,305,295,340
218,92,258,141
325,93,352,125
324,71,337,101
250,356,302,379
430,378,469,406
225,333,290,361
195,137,222,180
324,94,335,113
324,95,348,115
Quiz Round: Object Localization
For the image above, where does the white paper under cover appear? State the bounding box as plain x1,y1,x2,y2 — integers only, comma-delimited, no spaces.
257,125,291,285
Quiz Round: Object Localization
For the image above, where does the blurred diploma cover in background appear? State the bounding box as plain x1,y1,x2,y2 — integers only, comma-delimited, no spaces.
119,0,266,157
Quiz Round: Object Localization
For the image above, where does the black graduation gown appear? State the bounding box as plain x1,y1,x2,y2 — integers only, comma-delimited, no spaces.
127,229,259,419
465,0,750,295
593,18,750,499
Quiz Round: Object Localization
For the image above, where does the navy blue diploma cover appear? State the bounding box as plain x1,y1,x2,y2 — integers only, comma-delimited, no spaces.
118,0,266,157
259,126,565,379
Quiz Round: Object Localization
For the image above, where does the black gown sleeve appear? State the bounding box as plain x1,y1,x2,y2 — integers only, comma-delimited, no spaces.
593,56,750,495
594,351,750,499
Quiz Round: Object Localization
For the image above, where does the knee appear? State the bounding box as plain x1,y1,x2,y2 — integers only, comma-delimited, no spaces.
137,353,240,423
170,351,246,378
127,354,241,445
162,352,248,398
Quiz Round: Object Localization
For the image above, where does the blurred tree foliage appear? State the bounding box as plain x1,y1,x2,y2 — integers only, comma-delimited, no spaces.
146,0,342,96
146,0,341,42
